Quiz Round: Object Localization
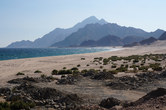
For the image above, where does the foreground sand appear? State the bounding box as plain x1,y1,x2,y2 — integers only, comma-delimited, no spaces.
0,41,166,87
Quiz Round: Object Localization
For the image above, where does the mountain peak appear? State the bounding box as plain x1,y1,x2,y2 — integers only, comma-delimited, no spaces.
81,16,99,25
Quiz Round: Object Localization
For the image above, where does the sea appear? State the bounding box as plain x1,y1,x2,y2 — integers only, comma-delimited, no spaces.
0,47,121,61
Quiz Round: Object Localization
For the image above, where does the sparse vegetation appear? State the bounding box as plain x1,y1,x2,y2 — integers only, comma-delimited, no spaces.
77,64,81,67
81,58,85,60
58,69,73,75
41,74,47,78
52,69,58,75
0,101,35,110
34,70,42,73
16,72,24,76
71,67,78,71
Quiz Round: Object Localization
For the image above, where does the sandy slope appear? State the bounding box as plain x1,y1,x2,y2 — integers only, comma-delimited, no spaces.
0,41,166,87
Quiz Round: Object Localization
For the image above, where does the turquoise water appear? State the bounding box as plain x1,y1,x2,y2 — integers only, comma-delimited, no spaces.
0,47,119,61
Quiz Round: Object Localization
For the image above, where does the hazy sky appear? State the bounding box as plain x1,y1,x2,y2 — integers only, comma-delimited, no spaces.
0,0,166,47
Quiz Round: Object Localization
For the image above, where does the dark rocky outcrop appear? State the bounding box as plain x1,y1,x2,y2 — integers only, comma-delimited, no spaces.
99,97,121,109
7,76,55,84
92,72,115,80
57,75,82,85
106,72,160,90
123,88,166,110
0,87,11,96
133,88,166,106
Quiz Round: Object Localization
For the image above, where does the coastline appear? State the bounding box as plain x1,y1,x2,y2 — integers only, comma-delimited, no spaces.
0,45,166,87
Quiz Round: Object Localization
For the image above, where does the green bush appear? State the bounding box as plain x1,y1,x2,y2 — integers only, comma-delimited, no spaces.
108,70,118,74
109,56,121,61
81,58,85,60
16,72,24,76
34,70,42,73
149,63,163,71
103,58,110,65
10,101,35,110
0,101,35,110
71,67,78,71
111,65,117,68
138,66,149,72
63,67,66,69
81,69,88,73
58,69,72,75
77,64,81,67
116,67,128,72
52,69,58,75
41,74,47,78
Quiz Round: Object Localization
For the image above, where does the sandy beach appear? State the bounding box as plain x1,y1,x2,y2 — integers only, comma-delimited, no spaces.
0,41,166,87
0,41,166,109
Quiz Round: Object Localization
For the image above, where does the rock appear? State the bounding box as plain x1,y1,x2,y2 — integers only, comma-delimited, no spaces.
99,97,121,109
0,87,11,96
92,72,114,80
107,72,161,90
57,75,81,85
122,88,166,110
8,76,55,84
133,88,166,106
57,94,82,105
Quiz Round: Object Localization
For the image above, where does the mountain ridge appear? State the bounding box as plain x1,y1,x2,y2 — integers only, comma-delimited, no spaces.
7,16,165,48
51,23,164,47
7,16,107,48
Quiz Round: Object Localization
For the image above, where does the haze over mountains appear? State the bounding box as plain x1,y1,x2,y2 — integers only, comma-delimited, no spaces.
7,16,165,48
7,16,107,48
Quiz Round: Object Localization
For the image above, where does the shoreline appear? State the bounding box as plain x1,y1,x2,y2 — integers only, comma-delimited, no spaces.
0,47,122,61
0,45,166,87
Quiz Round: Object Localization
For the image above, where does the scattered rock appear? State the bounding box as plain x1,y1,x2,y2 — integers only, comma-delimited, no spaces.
57,75,81,85
123,88,166,110
107,72,161,90
8,76,55,84
99,97,121,109
0,87,11,96
92,72,114,80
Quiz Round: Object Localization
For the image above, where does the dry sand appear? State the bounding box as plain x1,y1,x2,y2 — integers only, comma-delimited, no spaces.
0,41,166,87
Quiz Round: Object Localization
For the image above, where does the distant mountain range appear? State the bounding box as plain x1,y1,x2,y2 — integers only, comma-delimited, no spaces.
7,16,165,48
7,16,107,48
124,32,166,47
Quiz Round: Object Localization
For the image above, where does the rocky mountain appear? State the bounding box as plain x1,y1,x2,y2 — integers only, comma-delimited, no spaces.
7,40,33,48
140,37,157,45
122,36,145,45
158,32,166,40
96,35,123,46
80,35,123,47
124,37,157,47
7,16,107,48
52,23,164,47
